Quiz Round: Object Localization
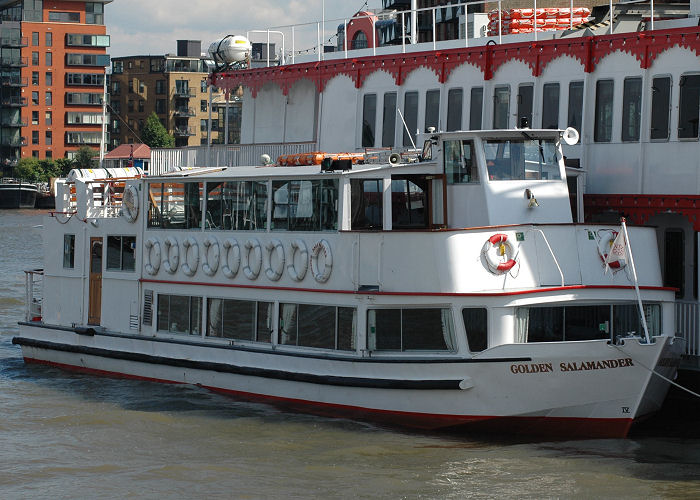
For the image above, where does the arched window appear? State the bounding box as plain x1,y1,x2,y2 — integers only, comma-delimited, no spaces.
351,30,368,50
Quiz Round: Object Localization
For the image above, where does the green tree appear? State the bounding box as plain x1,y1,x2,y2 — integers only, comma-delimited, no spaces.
37,159,61,183
74,146,97,169
55,157,74,177
141,112,175,148
14,158,40,181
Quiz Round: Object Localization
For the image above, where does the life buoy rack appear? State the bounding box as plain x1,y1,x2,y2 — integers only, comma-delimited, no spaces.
181,237,200,276
310,239,333,283
482,233,517,274
597,230,626,270
287,239,309,281
144,237,161,275
264,239,285,281
202,236,221,276
243,238,262,280
221,238,241,279
162,236,180,274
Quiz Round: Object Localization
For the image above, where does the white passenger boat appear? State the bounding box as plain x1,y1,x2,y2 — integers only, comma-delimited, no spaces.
14,128,684,438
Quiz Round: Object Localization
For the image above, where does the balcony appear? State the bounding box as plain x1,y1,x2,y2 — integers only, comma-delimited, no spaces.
0,118,27,127
0,136,27,147
174,126,196,137
1,76,27,87
0,56,28,68
0,36,28,48
1,96,27,107
173,107,195,117
173,88,196,98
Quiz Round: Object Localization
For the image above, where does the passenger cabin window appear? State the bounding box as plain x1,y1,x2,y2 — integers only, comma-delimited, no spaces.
462,308,487,352
678,74,700,139
567,81,583,141
207,298,272,342
444,140,478,184
382,92,397,147
446,88,462,131
518,304,660,342
63,234,75,269
470,87,483,130
205,181,267,230
362,93,377,147
517,84,533,127
157,294,202,335
147,182,203,229
650,76,671,141
403,91,418,147
351,179,383,230
594,80,614,142
541,83,560,129
424,89,440,132
391,175,431,228
279,304,356,350
106,235,136,271
621,77,642,142
493,86,510,129
484,139,561,181
271,179,338,231
367,308,455,351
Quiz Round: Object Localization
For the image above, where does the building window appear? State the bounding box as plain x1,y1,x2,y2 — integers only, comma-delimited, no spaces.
45,52,52,66
138,119,144,130
63,234,75,269
45,111,52,125
150,58,164,72
139,81,145,93
66,34,110,47
138,100,144,112
31,130,39,145
157,294,202,335
45,32,52,47
470,87,483,130
66,73,104,86
567,81,584,139
31,111,39,125
113,61,123,74
112,81,120,94
66,53,110,67
200,99,207,112
200,119,207,132
201,79,207,92
32,150,39,158
493,86,510,129
45,91,52,105
106,235,136,271
45,72,52,86
31,91,38,105
32,32,39,46
517,84,533,128
424,89,440,133
85,3,105,25
128,79,134,93
362,93,376,148
127,100,134,112
32,71,39,85
207,298,273,342
594,79,614,142
45,131,52,146
621,77,642,142
541,83,560,129
48,11,80,23
279,304,356,350
46,151,52,159
446,88,462,132
462,308,487,352
111,100,120,113
32,51,39,65
367,308,455,351
155,80,165,94
650,76,671,141
155,99,166,114
382,92,396,148
402,91,418,147
679,74,700,140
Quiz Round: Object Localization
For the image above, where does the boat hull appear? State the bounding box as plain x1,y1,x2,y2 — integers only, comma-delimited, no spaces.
0,183,37,209
13,322,684,439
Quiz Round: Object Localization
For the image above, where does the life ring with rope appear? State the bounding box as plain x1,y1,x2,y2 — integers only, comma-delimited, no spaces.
221,238,241,279
181,237,200,276
482,233,517,274
144,237,161,275
162,236,179,274
202,236,221,276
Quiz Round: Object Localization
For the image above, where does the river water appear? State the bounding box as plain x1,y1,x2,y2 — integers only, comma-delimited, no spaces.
1,210,699,499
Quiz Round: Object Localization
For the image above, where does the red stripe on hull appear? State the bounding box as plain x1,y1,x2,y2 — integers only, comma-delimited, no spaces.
22,356,633,439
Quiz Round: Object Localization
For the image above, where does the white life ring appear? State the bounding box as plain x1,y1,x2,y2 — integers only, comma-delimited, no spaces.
482,233,517,274
162,236,180,274
310,239,333,283
144,237,161,275
264,239,285,281
221,238,241,279
202,236,221,276
122,185,139,223
243,238,262,280
597,230,626,270
287,239,309,281
181,237,200,276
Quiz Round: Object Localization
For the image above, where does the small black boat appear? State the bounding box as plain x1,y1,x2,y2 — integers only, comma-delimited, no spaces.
0,178,38,209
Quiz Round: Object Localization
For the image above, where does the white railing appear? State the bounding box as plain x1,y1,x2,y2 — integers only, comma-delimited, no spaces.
676,301,700,356
24,269,43,322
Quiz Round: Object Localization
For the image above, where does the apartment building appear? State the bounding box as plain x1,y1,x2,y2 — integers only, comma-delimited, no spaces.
110,40,231,148
0,0,110,162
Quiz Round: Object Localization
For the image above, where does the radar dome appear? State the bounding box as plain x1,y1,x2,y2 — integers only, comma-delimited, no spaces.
208,35,251,65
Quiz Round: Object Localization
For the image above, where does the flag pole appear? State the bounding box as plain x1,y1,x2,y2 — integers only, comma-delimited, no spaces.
620,217,651,344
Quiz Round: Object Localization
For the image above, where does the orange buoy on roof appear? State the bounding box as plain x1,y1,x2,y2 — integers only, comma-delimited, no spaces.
276,152,364,166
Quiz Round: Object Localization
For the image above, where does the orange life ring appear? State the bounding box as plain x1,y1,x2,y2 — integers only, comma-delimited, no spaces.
482,233,517,273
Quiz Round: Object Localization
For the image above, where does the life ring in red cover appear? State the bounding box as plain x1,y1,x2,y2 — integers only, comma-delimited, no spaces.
482,233,517,274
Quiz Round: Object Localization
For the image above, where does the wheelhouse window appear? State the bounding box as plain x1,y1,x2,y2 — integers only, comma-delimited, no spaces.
678,74,700,139
517,84,533,128
424,89,440,132
351,179,383,230
403,91,418,147
541,83,560,129
483,139,561,181
391,175,431,229
594,79,614,142
362,93,376,148
621,77,642,142
567,81,584,140
205,180,267,230
157,294,202,335
493,86,510,129
444,139,478,184
271,179,339,231
367,308,455,351
650,76,671,141
382,92,397,147
462,308,487,352
147,182,203,229
470,87,483,130
106,235,135,271
63,234,75,269
446,88,462,132
279,304,356,350
517,304,660,342
207,298,272,342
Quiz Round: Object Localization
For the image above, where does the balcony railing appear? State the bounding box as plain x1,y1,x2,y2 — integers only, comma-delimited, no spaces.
0,136,27,147
174,126,196,137
0,118,27,127
173,107,195,117
174,88,196,98
1,75,28,87
0,56,28,67
0,96,27,106
0,36,28,48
